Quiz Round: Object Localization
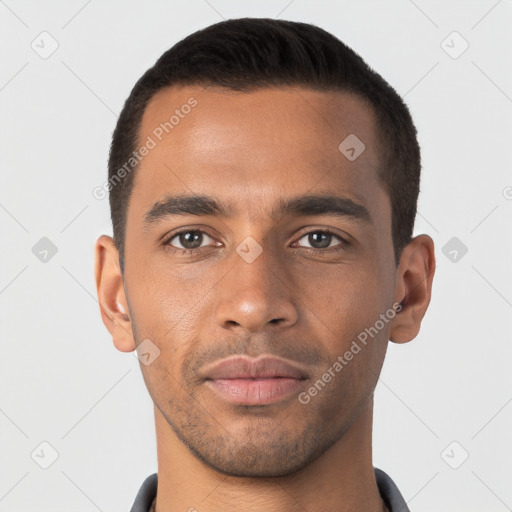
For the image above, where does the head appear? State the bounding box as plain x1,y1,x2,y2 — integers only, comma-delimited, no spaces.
95,18,435,477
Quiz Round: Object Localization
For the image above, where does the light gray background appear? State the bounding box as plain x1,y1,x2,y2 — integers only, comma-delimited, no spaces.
1,1,511,511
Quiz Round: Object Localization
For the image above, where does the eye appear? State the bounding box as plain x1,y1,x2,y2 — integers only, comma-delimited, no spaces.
162,228,350,256
292,229,349,252
164,229,217,252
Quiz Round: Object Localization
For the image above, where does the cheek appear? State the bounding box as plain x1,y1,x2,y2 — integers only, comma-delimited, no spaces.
127,250,209,335
124,276,202,400
298,260,389,330
295,261,393,393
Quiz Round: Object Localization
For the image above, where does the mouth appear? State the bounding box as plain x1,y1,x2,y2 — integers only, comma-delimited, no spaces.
201,355,309,406
206,377,306,405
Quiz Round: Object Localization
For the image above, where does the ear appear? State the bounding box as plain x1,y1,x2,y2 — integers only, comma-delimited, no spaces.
389,234,435,344
94,235,135,352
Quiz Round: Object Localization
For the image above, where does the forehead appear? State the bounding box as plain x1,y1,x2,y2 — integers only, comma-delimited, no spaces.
128,84,388,226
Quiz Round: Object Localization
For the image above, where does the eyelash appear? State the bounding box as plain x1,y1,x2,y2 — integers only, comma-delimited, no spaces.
162,228,350,256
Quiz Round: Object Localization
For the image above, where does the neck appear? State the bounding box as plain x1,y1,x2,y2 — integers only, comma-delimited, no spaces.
151,398,386,512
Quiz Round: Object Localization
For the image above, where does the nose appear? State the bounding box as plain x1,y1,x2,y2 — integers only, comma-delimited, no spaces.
215,242,299,333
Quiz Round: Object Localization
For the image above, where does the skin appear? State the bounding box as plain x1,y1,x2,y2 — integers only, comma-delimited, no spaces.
95,84,435,512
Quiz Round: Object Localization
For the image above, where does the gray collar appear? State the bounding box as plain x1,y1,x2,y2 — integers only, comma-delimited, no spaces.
130,467,410,512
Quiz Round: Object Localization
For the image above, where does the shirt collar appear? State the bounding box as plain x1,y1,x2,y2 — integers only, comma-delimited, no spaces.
130,467,410,512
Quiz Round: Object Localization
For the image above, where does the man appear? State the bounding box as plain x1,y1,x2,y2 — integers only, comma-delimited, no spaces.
95,17,435,512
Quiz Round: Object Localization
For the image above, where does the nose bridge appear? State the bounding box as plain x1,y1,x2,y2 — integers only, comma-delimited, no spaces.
234,236,276,295
215,235,297,331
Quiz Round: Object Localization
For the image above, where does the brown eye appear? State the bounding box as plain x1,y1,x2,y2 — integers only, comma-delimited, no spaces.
295,230,347,250
166,230,214,250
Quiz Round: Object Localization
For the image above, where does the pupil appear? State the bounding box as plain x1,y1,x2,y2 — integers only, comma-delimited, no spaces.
181,231,202,249
310,232,330,248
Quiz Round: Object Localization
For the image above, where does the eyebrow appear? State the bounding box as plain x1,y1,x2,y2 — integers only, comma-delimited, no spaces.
142,193,372,230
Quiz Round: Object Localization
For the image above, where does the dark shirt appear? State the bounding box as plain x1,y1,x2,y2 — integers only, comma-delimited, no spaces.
129,467,410,512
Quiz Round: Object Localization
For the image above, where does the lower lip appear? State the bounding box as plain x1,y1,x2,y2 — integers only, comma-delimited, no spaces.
206,378,305,405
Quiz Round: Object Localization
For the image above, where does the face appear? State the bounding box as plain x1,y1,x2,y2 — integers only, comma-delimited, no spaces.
106,85,405,477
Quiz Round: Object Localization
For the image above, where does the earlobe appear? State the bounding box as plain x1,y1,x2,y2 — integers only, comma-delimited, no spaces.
389,234,435,344
94,235,135,352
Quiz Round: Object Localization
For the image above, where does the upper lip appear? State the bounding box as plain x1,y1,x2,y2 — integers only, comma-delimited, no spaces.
202,355,309,380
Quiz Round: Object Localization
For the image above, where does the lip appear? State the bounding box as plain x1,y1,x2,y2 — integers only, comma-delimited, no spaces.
202,355,309,380
202,355,309,406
